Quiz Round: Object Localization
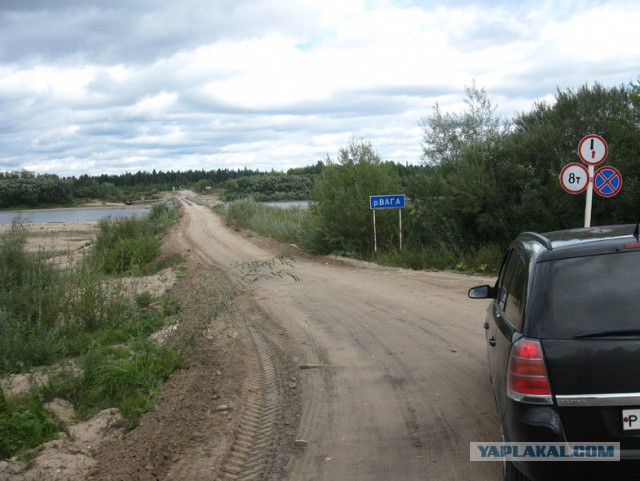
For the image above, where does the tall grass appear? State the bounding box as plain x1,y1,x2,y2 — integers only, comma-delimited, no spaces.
90,202,181,275
220,198,307,245
0,219,65,371
373,243,502,274
0,215,171,370
0,205,184,458
45,340,183,428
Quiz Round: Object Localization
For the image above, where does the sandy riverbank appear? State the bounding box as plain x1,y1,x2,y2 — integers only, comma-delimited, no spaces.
0,201,159,255
0,221,98,256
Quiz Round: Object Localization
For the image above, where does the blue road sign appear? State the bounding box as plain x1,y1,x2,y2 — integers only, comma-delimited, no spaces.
594,166,622,198
370,194,405,209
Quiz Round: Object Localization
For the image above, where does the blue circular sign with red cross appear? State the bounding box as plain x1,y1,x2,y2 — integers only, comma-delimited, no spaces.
594,166,622,198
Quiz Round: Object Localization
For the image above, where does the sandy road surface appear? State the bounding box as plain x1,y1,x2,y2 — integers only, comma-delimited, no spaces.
1,195,502,481
171,196,502,481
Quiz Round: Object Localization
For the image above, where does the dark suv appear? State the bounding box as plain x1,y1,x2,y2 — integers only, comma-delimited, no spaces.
469,225,640,481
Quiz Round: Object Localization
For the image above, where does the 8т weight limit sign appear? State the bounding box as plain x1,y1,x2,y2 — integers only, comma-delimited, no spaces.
560,163,589,194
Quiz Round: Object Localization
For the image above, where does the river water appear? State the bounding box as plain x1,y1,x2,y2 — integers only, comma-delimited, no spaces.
0,206,150,225
261,200,310,209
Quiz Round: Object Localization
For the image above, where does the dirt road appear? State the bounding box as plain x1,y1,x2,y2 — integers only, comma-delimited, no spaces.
14,193,498,481
150,196,501,481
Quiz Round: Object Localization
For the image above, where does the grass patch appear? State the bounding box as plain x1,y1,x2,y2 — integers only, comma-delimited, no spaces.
373,244,459,271
0,389,62,460
0,204,184,458
0,252,174,374
373,243,502,273
91,202,181,275
218,198,306,245
44,340,184,428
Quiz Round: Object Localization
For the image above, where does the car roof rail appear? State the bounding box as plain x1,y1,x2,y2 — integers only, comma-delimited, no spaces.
519,232,553,251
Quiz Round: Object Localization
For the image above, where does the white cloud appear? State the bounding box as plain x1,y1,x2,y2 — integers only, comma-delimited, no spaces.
128,91,178,117
0,0,639,177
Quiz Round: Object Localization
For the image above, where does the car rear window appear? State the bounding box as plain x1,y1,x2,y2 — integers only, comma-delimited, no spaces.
529,250,640,339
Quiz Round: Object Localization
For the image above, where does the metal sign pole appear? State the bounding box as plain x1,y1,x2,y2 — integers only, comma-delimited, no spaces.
399,209,402,251
369,194,405,253
373,210,377,252
577,134,608,228
584,165,594,228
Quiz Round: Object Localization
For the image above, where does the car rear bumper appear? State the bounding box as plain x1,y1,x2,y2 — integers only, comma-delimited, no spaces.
504,403,640,480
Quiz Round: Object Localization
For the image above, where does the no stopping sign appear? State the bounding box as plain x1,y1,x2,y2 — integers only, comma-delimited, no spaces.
594,166,622,197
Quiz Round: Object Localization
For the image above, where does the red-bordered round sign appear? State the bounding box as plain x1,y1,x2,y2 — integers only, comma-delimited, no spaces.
578,134,608,166
594,166,622,198
560,163,589,194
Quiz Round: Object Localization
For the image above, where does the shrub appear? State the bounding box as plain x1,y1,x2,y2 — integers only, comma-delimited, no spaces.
91,205,178,275
470,243,503,274
72,341,183,427
0,391,61,459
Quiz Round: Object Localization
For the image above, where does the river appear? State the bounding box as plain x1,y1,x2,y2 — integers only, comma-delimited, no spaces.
261,200,310,209
0,206,150,225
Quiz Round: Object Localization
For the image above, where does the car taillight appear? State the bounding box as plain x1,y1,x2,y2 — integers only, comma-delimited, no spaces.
507,338,553,405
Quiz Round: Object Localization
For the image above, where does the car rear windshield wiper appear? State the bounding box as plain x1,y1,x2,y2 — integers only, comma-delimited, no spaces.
574,329,640,339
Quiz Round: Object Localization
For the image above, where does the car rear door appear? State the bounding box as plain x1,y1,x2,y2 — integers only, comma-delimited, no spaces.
529,251,640,452
542,339,640,450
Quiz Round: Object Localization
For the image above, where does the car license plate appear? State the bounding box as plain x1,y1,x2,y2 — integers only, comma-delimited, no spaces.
622,409,640,430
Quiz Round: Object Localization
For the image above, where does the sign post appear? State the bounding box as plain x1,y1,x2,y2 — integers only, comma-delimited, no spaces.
577,134,609,228
369,194,406,252
560,135,622,227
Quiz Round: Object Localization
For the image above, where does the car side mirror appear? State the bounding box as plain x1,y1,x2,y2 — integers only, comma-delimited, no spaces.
468,285,495,299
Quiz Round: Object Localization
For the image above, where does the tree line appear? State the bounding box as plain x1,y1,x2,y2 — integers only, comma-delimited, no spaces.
409,81,640,253
302,81,640,268
222,173,317,201
0,168,263,208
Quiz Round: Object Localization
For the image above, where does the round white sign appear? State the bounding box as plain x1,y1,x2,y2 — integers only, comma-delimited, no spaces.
560,163,589,194
578,134,608,166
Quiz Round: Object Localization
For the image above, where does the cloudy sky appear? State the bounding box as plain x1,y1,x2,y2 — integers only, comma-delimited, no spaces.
1,0,638,177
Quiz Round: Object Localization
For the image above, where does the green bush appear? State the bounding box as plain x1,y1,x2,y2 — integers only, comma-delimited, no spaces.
0,340,183,458
147,202,179,231
469,244,503,274
60,341,183,427
0,308,56,373
91,203,178,275
0,387,6,413
0,219,64,331
0,392,61,459
0,221,65,372
101,234,160,274
309,140,401,256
